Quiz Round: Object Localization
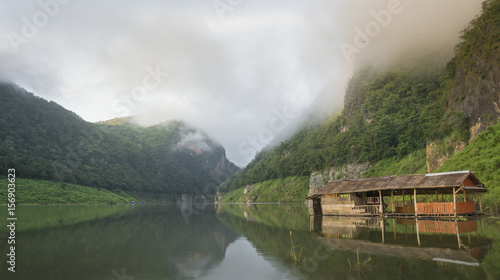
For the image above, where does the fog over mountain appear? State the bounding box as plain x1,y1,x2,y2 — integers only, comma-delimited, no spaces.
0,0,482,166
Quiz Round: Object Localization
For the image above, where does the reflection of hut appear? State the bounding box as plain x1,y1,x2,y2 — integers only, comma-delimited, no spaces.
312,217,492,266
306,171,488,217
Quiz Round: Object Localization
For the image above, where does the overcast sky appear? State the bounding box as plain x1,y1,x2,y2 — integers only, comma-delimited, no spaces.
0,0,482,166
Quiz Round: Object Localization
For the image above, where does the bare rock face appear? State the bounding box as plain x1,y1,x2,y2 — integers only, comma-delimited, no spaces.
445,8,500,142
309,172,328,197
243,184,255,195
426,140,467,173
308,163,371,197
247,195,258,203
214,192,223,204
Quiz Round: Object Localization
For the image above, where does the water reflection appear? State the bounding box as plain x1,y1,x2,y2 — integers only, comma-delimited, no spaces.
216,204,499,280
0,204,239,280
198,237,286,280
0,204,498,280
310,216,492,267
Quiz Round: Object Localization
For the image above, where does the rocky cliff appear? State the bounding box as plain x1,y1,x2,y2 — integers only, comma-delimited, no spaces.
445,0,500,140
308,163,371,197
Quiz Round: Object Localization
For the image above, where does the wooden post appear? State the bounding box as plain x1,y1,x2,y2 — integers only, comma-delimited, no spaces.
463,188,466,202
391,190,394,213
455,220,461,249
405,224,408,239
435,190,438,203
381,219,385,244
415,218,421,246
403,190,405,206
481,218,485,238
479,194,483,213
393,218,396,240
414,188,418,217
453,187,457,217
379,190,383,216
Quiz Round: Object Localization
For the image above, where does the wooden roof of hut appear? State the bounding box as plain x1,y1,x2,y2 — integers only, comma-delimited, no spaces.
307,170,487,199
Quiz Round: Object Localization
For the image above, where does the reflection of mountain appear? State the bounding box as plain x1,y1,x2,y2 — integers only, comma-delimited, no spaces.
311,216,493,266
0,205,239,280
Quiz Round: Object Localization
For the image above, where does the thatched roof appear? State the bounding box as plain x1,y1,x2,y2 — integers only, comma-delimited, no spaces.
308,171,487,198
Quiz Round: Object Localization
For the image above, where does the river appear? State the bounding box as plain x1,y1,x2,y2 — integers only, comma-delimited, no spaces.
0,204,499,279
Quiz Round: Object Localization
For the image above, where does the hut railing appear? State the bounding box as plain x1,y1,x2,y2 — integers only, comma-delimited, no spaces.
353,205,380,215
416,201,476,215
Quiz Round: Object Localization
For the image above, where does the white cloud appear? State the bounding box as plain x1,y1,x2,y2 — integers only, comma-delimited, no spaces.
0,0,483,166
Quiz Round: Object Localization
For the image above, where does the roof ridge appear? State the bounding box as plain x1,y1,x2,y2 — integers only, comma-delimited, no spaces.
425,170,471,176
327,176,391,183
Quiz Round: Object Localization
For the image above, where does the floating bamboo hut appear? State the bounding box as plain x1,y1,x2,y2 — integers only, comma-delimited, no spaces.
306,171,488,217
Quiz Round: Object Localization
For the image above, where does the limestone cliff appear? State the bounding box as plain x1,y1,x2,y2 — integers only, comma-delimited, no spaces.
426,140,467,173
308,163,371,197
445,0,500,141
426,0,500,172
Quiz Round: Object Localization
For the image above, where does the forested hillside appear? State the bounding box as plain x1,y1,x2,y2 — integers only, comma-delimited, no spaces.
220,56,454,192
219,0,500,211
0,84,239,201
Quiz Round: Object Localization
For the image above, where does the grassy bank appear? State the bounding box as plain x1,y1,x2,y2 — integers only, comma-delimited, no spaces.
0,178,135,204
0,204,135,232
436,121,500,214
363,149,427,178
220,176,309,203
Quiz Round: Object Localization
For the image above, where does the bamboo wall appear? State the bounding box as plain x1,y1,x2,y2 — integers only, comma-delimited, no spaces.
416,201,476,215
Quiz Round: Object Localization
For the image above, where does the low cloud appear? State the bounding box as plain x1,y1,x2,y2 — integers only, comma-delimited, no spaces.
176,131,213,154
0,0,483,166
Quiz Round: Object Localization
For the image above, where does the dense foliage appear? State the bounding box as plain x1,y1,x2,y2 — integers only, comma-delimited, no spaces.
0,84,239,200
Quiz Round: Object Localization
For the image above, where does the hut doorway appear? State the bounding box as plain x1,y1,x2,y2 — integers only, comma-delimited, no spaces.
312,197,322,215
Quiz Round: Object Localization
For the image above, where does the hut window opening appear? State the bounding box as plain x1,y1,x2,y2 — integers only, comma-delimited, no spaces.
367,196,380,205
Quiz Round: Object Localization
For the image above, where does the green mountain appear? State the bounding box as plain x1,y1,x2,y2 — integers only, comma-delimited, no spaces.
219,0,500,212
0,84,239,202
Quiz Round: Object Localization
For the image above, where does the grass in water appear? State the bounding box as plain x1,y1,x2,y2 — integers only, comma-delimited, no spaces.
348,248,372,274
289,231,303,265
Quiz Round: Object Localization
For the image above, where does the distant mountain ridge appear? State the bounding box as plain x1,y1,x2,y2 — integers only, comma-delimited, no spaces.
0,83,239,201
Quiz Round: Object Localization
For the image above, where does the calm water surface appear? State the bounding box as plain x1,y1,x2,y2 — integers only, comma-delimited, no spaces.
0,204,499,279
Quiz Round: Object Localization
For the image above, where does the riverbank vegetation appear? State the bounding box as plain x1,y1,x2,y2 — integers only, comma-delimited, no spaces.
220,176,309,203
0,178,134,204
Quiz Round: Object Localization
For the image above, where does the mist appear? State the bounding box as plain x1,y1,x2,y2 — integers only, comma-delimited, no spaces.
0,0,482,166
